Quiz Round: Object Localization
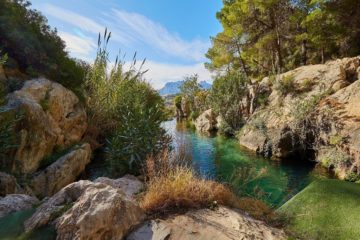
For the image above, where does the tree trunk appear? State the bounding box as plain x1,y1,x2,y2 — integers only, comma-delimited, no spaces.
321,47,325,64
301,40,307,65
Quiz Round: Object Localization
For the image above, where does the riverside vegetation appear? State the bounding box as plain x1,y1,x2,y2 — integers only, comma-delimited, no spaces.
0,0,360,239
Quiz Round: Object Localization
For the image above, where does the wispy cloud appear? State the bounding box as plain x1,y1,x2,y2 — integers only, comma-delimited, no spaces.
41,4,209,61
141,61,212,89
58,31,96,60
42,4,130,44
111,9,210,61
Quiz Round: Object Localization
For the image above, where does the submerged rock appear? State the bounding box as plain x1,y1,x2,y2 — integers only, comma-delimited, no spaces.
127,206,286,240
30,143,92,198
25,176,145,240
4,78,87,174
0,194,39,218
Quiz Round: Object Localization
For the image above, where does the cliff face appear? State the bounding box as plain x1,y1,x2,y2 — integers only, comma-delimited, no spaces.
237,56,360,180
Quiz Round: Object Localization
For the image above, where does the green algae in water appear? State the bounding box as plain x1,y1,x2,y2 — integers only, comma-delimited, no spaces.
0,209,56,240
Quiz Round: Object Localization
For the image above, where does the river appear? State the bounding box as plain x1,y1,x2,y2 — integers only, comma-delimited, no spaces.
163,119,319,207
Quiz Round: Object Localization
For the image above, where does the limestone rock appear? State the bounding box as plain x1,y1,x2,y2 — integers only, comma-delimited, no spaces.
25,177,145,240
95,174,144,200
239,56,360,162
127,206,286,240
316,79,360,178
0,194,39,218
0,172,17,196
194,109,218,133
4,78,87,174
30,143,91,198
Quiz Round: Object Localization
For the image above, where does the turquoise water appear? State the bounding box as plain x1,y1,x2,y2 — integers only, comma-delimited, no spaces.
163,119,317,207
0,209,56,240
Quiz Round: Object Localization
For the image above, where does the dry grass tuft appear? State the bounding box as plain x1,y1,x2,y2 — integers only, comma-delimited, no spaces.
141,146,279,224
140,167,235,214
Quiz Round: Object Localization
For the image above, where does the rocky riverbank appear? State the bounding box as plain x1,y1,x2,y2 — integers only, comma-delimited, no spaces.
192,56,360,181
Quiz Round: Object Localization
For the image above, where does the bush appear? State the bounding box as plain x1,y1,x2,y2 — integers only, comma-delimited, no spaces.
320,148,351,169
274,74,296,96
0,108,22,172
209,72,248,133
0,0,88,94
85,31,170,175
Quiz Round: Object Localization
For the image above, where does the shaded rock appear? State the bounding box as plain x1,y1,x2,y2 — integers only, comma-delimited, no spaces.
194,109,218,133
4,78,87,174
127,206,286,240
95,174,144,200
0,172,17,196
25,177,145,240
30,143,91,198
0,194,39,218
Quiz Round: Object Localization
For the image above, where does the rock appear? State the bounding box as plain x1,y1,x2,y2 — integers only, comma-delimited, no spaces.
127,206,286,240
95,174,144,200
194,109,218,133
315,79,360,178
4,78,87,174
239,56,360,162
0,172,17,196
30,143,91,198
25,177,145,240
0,194,39,218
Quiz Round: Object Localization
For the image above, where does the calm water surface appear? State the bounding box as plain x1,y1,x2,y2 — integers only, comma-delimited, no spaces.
163,119,318,207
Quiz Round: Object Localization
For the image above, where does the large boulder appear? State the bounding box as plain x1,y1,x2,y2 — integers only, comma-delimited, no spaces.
194,109,218,133
127,206,286,240
25,177,145,240
239,56,360,162
95,174,144,200
0,194,39,218
0,172,17,196
30,143,91,198
4,78,87,174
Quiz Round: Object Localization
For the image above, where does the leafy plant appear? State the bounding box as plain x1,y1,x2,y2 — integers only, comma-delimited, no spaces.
320,148,351,169
274,74,296,96
86,30,170,176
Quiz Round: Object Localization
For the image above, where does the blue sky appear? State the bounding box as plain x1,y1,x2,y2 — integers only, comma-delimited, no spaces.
30,0,223,89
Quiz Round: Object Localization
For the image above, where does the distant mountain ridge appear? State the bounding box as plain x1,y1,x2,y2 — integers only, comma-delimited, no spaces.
159,80,212,96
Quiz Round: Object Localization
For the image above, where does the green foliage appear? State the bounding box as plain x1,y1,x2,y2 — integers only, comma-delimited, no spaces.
209,71,248,133
207,0,360,77
0,108,22,171
0,0,88,93
329,134,345,146
173,95,182,109
86,30,170,176
320,148,351,169
274,74,296,96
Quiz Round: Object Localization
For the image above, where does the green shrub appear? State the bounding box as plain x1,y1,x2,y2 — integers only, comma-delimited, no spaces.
320,148,351,169
209,72,248,133
0,108,22,171
329,134,345,146
86,30,170,176
274,74,296,96
173,95,182,109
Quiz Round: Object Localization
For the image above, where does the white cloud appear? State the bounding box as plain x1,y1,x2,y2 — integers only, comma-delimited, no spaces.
141,61,212,89
42,4,130,44
111,9,210,61
58,31,96,60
